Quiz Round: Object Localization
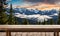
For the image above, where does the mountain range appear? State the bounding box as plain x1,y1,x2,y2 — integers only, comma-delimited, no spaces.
6,8,59,24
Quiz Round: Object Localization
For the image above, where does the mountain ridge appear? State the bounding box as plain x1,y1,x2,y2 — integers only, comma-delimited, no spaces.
6,8,59,23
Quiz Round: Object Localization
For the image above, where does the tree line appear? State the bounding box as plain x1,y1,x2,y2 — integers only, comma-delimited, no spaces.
0,0,17,25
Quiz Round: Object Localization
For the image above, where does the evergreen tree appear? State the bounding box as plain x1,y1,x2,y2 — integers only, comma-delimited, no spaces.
22,19,29,25
0,0,7,24
7,4,18,25
42,19,47,25
42,19,48,25
38,22,41,25
37,21,41,25
57,9,60,24
49,19,54,25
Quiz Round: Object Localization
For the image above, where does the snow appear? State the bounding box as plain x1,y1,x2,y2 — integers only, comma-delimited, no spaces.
14,13,52,22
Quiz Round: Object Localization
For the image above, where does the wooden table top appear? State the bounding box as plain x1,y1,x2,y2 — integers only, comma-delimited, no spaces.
0,25,60,28
0,25,60,32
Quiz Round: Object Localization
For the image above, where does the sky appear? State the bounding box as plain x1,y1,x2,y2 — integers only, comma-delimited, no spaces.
7,0,60,10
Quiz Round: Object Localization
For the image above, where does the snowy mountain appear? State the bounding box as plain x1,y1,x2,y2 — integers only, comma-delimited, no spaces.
6,8,59,23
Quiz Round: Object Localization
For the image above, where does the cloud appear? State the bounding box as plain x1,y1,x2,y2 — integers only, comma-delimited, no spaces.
6,0,12,2
24,0,60,4
25,0,44,3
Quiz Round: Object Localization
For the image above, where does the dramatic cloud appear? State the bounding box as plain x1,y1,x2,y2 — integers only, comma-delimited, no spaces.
24,0,60,4
7,0,60,10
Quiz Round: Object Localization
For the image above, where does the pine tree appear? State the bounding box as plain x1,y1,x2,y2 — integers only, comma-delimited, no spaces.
22,19,29,25
49,19,54,25
37,21,41,25
0,0,7,24
7,4,18,25
42,19,47,25
57,9,60,24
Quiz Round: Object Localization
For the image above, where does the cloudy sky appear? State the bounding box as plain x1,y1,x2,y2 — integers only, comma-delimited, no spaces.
8,0,60,4
7,0,60,10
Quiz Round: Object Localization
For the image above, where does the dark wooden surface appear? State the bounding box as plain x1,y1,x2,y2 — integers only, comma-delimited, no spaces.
0,28,60,32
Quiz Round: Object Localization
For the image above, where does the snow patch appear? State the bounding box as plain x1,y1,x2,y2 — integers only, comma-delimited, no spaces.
14,13,52,22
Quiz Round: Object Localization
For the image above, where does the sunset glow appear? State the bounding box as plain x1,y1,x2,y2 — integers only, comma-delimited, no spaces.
8,0,60,10
15,4,60,10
